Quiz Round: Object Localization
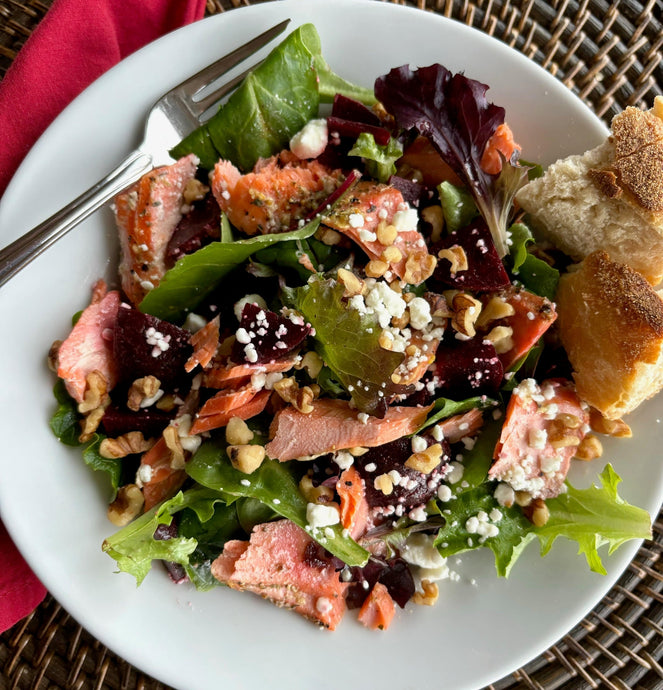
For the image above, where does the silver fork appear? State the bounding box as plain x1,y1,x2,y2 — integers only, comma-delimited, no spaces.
0,19,290,288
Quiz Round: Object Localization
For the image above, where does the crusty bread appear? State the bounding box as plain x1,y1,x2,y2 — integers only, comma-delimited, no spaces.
516,97,663,285
556,250,663,419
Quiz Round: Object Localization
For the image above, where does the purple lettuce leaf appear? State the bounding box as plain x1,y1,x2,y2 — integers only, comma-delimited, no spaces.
374,64,528,257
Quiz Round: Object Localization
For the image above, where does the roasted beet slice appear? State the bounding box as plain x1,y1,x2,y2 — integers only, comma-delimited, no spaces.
331,94,382,126
431,218,511,292
113,304,193,389
432,336,503,398
327,116,392,147
345,557,415,609
166,193,221,265
353,437,450,512
101,404,173,438
389,176,427,208
231,302,311,365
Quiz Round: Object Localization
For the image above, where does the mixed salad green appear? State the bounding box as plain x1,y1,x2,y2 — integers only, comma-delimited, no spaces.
49,24,651,630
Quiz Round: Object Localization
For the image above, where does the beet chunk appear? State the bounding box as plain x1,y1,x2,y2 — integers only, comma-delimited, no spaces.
430,218,511,292
354,437,450,512
331,94,382,126
113,304,193,389
231,302,310,365
101,404,173,438
345,557,415,609
166,193,221,265
432,336,504,399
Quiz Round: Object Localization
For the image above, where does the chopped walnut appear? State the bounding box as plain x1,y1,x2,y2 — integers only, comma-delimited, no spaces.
78,370,109,414
437,245,468,274
299,474,335,503
450,293,483,338
163,425,186,470
316,227,343,246
376,221,398,246
225,417,254,446
227,444,266,474
100,431,153,459
475,295,515,328
484,325,514,354
374,473,394,495
182,178,209,205
412,579,439,606
589,408,632,438
337,268,364,297
78,406,107,444
365,259,389,278
524,498,550,527
575,434,603,461
127,375,162,412
382,245,403,264
48,340,62,373
273,377,318,414
402,251,437,285
405,443,443,474
421,205,444,243
295,351,324,379
107,484,144,527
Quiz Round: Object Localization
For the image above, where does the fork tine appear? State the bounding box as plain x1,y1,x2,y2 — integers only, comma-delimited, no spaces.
179,19,290,100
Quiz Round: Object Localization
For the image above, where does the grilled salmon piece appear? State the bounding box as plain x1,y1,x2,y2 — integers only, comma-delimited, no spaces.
265,399,433,462
190,389,270,434
56,280,120,403
489,378,589,499
211,519,347,629
337,466,370,540
203,354,299,389
321,181,435,284
357,582,396,631
115,154,199,305
210,152,342,236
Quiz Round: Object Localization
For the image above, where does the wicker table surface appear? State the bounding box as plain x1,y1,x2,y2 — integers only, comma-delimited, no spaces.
1,1,662,688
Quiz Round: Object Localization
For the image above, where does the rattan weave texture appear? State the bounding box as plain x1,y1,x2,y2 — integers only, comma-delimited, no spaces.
1,0,662,688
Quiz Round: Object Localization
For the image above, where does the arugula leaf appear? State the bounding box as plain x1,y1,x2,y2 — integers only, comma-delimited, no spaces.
437,181,478,233
171,25,373,171
536,465,652,574
375,64,529,257
508,223,559,300
348,132,403,183
102,487,225,585
187,440,369,566
139,220,320,322
284,276,406,416
50,380,81,447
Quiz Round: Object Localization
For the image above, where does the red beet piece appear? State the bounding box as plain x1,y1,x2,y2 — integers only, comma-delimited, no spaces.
166,193,221,265
101,405,173,438
231,302,311,365
431,218,511,292
327,116,392,146
331,94,382,126
354,436,450,512
345,557,415,610
432,336,504,398
113,304,193,389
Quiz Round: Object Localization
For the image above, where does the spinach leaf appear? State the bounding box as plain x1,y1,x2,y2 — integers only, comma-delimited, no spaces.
437,181,478,233
50,380,81,447
187,440,369,566
508,223,559,300
82,434,123,501
139,219,320,322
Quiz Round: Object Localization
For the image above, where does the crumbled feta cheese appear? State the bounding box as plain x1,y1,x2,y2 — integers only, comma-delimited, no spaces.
334,450,354,470
289,118,328,159
306,503,340,528
233,294,268,322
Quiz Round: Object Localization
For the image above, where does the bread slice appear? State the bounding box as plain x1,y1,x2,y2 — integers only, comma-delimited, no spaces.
556,250,663,419
516,97,663,285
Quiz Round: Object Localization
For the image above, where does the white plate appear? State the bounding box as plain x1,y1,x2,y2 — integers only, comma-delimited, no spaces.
0,2,660,689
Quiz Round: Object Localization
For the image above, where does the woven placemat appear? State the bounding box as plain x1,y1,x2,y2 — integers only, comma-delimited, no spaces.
1,0,662,688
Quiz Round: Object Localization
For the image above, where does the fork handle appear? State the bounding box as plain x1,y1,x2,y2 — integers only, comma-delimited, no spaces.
0,149,154,288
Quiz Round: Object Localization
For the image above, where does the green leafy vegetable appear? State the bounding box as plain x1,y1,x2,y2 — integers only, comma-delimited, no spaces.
82,434,124,501
437,181,478,233
171,25,373,171
508,223,559,300
435,463,651,577
50,380,81,447
139,220,320,322
187,440,369,566
284,276,406,415
102,487,225,585
417,395,497,434
536,465,652,575
349,132,403,183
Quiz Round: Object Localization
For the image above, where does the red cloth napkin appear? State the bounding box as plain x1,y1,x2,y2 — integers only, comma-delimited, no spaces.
0,0,206,633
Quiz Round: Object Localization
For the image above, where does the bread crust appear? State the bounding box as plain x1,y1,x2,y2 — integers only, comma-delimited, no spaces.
516,103,663,285
556,251,663,419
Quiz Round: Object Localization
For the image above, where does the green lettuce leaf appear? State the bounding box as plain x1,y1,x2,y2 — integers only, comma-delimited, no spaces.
82,434,124,501
535,464,652,574
139,219,319,322
417,396,497,434
434,463,651,577
171,25,373,171
349,132,403,183
187,440,369,566
284,276,406,415
102,487,225,585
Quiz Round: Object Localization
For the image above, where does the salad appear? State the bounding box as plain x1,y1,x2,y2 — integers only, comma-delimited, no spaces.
48,24,653,631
